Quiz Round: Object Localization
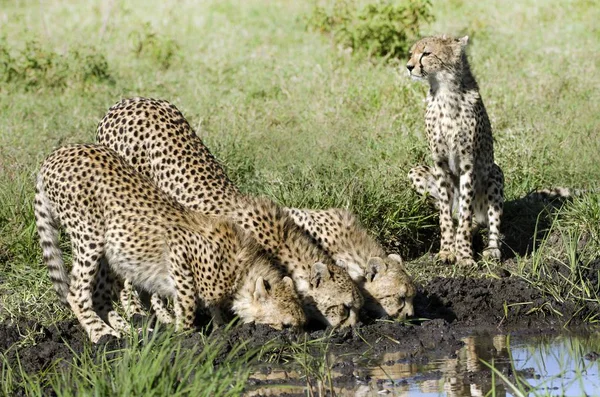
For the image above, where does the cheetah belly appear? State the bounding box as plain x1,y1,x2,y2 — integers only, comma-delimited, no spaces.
104,234,177,298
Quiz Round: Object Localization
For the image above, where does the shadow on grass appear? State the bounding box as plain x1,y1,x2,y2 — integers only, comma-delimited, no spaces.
500,193,572,260
391,192,573,262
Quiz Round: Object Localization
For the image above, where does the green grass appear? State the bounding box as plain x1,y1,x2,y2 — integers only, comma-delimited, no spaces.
483,333,600,396
0,0,599,394
1,324,254,397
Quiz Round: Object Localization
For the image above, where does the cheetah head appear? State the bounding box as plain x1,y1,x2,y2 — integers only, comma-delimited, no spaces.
305,262,364,328
234,276,306,330
406,35,469,81
355,254,416,319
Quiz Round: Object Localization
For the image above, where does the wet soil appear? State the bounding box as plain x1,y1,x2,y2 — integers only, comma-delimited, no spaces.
2,268,598,396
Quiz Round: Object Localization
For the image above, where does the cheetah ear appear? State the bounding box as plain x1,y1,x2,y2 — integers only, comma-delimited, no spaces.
282,276,295,290
337,259,364,280
366,257,387,282
458,35,469,47
335,259,348,270
310,262,330,289
254,277,269,301
387,253,404,265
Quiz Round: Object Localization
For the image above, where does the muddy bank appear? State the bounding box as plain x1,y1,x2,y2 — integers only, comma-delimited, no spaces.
1,274,598,395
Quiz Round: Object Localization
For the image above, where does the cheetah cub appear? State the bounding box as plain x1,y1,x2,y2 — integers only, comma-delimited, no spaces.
232,196,364,327
34,144,305,343
285,207,416,319
96,97,364,328
406,35,504,267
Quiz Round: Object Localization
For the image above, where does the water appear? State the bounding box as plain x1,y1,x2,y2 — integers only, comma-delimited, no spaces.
246,333,600,396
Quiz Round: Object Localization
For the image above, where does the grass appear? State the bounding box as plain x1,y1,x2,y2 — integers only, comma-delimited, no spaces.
0,0,599,394
1,324,254,396
483,333,600,396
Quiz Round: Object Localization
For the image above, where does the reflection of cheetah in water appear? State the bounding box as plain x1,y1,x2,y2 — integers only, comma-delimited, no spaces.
97,97,364,327
34,144,306,343
406,35,504,266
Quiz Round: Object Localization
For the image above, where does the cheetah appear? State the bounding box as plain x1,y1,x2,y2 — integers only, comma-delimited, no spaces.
406,35,504,267
284,207,416,319
34,144,306,343
96,97,363,327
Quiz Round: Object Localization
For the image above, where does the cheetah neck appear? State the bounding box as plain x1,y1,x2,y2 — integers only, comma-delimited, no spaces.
235,196,334,281
332,237,385,276
428,61,478,98
277,225,334,281
320,212,386,281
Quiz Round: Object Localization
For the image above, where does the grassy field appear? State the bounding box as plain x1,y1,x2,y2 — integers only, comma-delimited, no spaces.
0,0,599,394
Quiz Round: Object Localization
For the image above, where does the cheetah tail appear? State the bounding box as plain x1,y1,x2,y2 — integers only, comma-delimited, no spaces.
34,174,69,306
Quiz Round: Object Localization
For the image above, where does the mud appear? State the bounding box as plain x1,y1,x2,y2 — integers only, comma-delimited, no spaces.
2,271,598,395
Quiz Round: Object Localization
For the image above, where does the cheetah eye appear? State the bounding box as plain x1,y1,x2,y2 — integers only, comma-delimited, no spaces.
422,51,431,57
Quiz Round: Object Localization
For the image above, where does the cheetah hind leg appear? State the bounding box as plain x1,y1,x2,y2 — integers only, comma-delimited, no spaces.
409,165,458,264
408,165,460,215
93,259,130,334
69,245,120,343
408,165,441,206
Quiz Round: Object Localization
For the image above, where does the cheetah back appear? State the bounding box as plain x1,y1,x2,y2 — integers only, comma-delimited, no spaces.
97,97,240,215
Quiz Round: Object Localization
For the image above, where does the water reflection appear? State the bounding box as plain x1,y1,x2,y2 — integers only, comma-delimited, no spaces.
245,333,600,396
511,334,600,396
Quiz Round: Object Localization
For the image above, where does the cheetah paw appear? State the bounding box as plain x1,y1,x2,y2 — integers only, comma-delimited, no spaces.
482,248,501,262
91,329,121,345
456,257,477,269
435,250,456,265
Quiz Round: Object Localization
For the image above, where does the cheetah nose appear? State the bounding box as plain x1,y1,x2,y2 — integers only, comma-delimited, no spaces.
406,64,414,73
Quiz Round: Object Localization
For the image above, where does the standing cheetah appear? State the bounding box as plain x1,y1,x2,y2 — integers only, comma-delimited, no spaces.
35,144,305,342
284,207,416,319
406,35,504,266
96,97,363,327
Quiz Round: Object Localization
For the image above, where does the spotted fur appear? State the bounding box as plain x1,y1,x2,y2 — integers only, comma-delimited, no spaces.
406,35,504,266
96,97,363,327
34,144,305,342
284,207,416,319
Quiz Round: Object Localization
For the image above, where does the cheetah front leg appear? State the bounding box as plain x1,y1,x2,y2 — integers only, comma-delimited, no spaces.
169,252,197,332
455,164,477,267
208,305,227,328
482,164,504,261
118,278,146,319
150,293,175,324
118,280,175,325
432,161,457,264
